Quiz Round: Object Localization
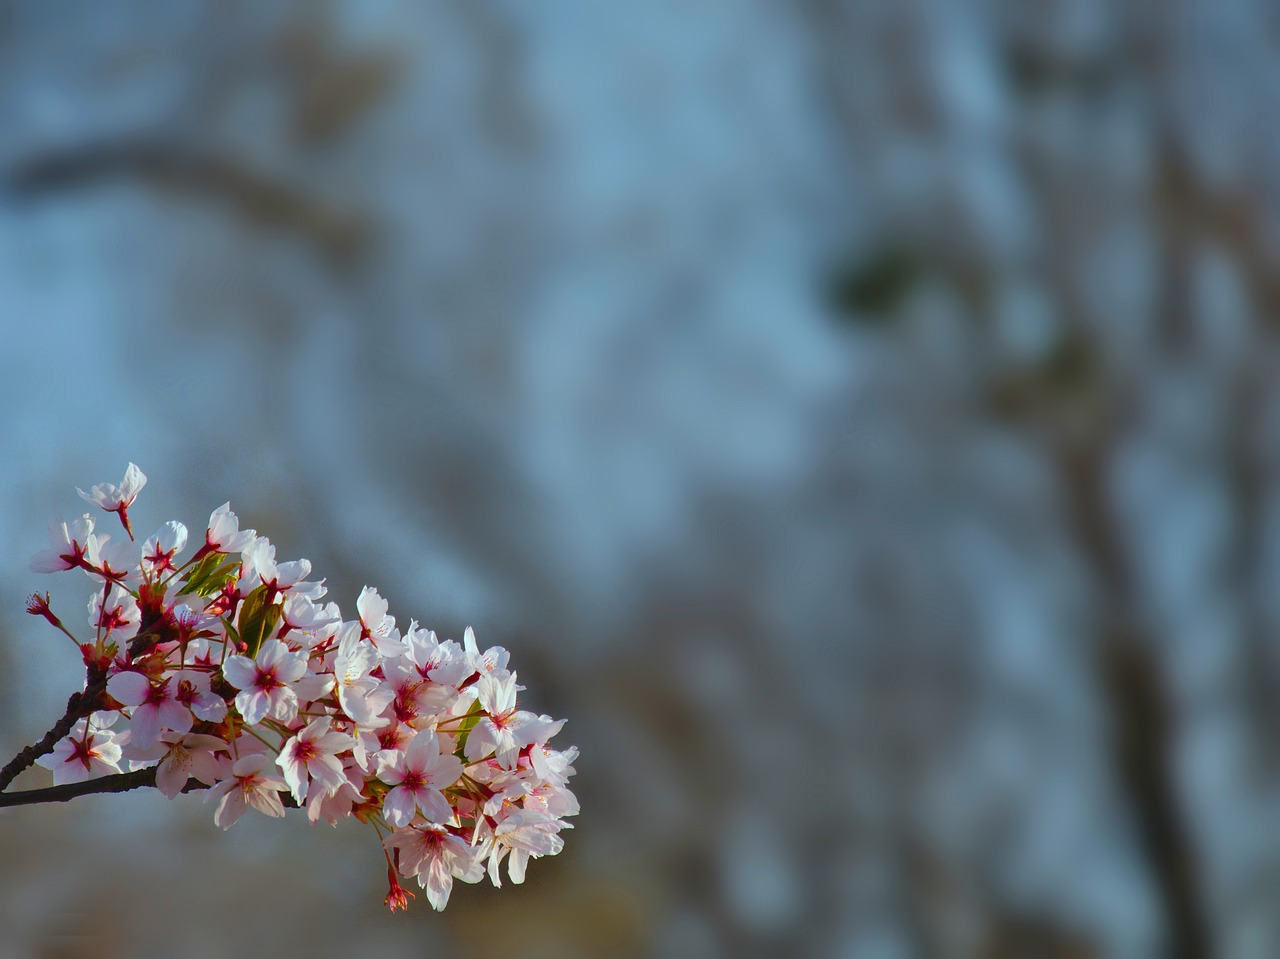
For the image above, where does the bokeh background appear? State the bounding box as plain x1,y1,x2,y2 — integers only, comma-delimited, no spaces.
0,1,1277,956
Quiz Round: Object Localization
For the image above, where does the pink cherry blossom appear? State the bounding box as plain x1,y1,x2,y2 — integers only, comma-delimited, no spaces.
381,658,455,729
106,670,193,747
483,808,569,885
281,593,340,637
379,730,462,826
222,639,309,725
404,626,472,688
170,669,228,723
204,753,290,828
276,716,351,804
463,672,559,769
306,757,366,824
355,721,415,775
127,732,227,798
385,824,484,910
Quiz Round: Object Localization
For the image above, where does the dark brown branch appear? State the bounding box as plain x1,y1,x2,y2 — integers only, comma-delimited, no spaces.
0,671,108,792
0,767,163,807
0,770,303,811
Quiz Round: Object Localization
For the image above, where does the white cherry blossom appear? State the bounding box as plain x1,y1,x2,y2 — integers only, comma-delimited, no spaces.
77,463,147,539
463,626,509,675
141,521,187,576
203,502,257,554
237,539,312,598
333,624,393,728
29,514,95,573
83,533,142,585
88,584,140,639
34,719,123,785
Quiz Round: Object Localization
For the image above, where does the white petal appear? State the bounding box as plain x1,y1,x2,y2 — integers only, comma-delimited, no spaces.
464,720,498,762
214,790,246,829
416,787,455,824
155,757,189,799
222,655,257,690
266,688,299,724
383,786,418,827
128,706,162,749
30,549,71,573
427,752,463,790
120,463,147,501
107,670,151,707
236,688,270,726
158,701,193,736
423,859,454,911
508,849,530,885
293,673,334,702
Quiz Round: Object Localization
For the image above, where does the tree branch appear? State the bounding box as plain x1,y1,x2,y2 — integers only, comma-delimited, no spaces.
0,670,108,792
0,768,166,807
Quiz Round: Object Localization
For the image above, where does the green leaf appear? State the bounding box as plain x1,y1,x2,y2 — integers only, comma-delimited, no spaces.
221,616,242,652
177,554,240,598
177,552,224,596
237,585,282,658
198,560,240,598
453,701,485,755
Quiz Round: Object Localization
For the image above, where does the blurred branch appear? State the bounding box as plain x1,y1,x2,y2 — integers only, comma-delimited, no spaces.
1100,630,1207,958
282,23,401,144
4,140,371,263
1060,359,1211,959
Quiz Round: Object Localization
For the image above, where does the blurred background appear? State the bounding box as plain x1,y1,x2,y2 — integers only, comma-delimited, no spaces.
0,0,1277,956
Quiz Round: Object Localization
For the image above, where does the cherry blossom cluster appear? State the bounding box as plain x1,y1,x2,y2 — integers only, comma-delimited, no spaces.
22,464,578,911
